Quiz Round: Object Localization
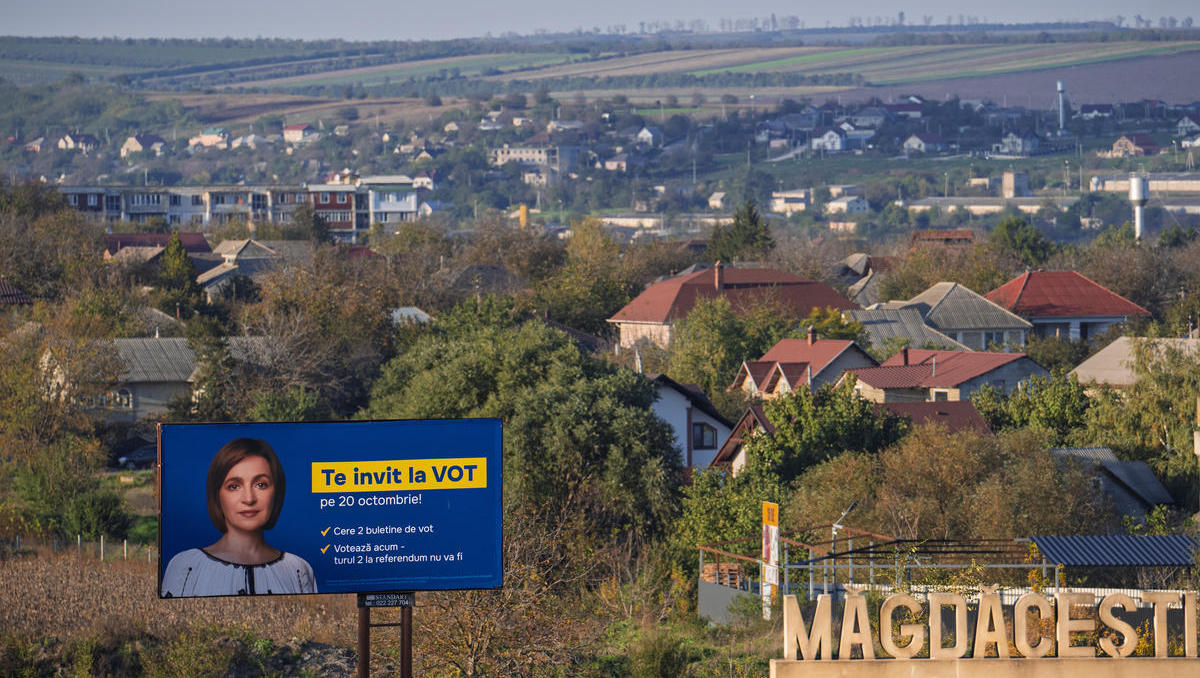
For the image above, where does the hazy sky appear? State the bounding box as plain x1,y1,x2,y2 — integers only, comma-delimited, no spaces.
2,1,1197,41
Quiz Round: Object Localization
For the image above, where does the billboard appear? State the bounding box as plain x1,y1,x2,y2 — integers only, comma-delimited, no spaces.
158,419,502,598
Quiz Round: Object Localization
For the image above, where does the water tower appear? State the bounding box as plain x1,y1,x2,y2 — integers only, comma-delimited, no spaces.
1057,81,1066,134
1129,173,1149,240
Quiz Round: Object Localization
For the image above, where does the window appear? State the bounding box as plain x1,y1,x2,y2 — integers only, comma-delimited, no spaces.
87,194,97,206
932,390,949,402
169,194,181,206
117,389,133,408
337,192,347,204
321,192,330,203
983,331,1005,348
692,423,718,450
68,194,78,206
212,194,225,205
192,195,204,206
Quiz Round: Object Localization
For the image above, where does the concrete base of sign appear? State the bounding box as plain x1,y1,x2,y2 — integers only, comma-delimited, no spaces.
770,657,1200,678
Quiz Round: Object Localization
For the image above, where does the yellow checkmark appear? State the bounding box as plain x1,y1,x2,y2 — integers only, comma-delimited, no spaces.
320,544,330,554
321,526,331,536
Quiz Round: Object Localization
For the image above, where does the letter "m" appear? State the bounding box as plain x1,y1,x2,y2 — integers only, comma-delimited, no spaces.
783,594,833,660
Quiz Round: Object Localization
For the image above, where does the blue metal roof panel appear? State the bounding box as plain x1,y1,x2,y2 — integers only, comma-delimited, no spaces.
1032,535,1198,567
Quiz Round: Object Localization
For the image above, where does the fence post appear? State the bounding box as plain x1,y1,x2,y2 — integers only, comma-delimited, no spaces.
808,548,814,600
124,539,128,560
848,536,854,584
77,534,81,554
783,543,789,596
100,534,104,561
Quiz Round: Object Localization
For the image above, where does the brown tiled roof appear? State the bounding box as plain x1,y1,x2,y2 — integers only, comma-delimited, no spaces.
851,349,1030,388
762,338,858,376
876,401,993,436
985,271,1150,320
609,266,857,324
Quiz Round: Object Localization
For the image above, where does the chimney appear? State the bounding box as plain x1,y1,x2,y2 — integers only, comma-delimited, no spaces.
807,364,812,385
901,347,909,365
931,355,937,377
807,325,816,345
714,261,724,291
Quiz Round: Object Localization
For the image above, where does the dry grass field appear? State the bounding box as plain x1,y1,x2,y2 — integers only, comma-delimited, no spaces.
0,551,357,646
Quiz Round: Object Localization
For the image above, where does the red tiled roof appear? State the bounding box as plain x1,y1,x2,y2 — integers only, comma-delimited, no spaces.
104,232,211,255
985,271,1150,320
731,361,776,391
762,338,855,376
851,349,1029,388
775,362,810,390
609,266,857,324
876,401,993,436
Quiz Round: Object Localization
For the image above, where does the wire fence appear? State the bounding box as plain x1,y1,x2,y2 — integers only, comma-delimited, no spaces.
2,534,155,563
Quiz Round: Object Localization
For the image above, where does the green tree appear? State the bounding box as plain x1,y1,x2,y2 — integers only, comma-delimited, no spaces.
971,370,1090,445
362,306,681,542
1082,339,1200,504
746,381,910,482
708,200,774,263
989,215,1056,267
532,219,632,335
157,231,202,318
666,297,747,405
797,306,867,344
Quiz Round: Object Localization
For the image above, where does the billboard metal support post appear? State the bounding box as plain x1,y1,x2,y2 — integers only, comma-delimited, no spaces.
357,607,370,678
358,592,415,678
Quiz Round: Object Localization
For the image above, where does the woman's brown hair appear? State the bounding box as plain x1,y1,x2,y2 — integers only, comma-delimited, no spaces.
206,438,286,532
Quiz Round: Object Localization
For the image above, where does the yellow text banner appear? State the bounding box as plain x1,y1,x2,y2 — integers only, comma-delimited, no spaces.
311,458,487,492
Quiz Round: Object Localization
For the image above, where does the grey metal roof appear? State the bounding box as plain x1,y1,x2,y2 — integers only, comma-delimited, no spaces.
1071,337,1200,388
115,336,274,383
1102,461,1176,507
846,308,968,352
906,282,1032,331
848,271,881,307
115,338,195,383
1050,446,1119,465
1031,535,1198,567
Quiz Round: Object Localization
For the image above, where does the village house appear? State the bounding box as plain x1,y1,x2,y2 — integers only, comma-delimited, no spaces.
769,189,810,216
120,133,166,158
880,282,1032,350
845,308,967,352
903,133,947,154
188,127,229,149
607,263,857,350
57,132,100,153
809,128,846,153
647,373,734,469
283,123,316,144
824,195,869,215
729,328,877,399
1070,336,1200,390
985,270,1152,341
1109,134,1161,157
841,348,1047,403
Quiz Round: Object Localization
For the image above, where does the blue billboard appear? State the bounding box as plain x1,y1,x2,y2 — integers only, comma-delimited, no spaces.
157,419,502,598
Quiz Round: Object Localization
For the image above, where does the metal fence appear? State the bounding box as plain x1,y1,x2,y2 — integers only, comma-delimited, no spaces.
2,534,155,562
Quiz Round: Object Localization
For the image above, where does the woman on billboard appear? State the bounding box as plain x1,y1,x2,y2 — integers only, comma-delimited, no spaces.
161,438,316,597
